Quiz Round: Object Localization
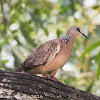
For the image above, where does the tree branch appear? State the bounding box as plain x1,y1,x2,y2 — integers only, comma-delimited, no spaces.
0,70,100,100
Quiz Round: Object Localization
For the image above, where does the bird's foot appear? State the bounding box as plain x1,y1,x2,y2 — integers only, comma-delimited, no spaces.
42,73,66,85
42,73,51,80
50,76,66,85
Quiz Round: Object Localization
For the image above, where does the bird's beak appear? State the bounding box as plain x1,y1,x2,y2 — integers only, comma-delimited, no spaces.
78,29,87,38
82,33,87,38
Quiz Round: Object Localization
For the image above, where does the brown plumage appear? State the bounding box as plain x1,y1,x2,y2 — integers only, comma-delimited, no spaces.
16,26,87,84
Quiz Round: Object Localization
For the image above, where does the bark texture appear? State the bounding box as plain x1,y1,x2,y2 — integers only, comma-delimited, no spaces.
0,70,100,100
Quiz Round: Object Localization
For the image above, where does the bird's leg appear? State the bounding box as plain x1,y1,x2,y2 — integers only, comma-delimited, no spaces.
42,73,51,79
50,75,66,85
50,75,58,81
43,73,66,85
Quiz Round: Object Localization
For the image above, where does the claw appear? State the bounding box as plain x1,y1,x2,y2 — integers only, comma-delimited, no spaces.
42,73,66,85
50,75,66,85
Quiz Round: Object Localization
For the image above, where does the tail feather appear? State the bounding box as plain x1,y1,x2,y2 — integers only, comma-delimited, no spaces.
15,66,24,72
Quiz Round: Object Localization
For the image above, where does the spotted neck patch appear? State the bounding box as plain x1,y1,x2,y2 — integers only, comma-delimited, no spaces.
59,34,72,44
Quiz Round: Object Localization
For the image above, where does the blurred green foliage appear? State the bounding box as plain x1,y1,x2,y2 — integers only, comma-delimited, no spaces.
0,0,100,96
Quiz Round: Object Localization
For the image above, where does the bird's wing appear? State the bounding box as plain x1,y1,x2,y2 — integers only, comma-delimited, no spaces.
20,39,61,71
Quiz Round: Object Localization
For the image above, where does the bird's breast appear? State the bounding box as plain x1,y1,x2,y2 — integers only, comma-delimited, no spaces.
53,40,74,68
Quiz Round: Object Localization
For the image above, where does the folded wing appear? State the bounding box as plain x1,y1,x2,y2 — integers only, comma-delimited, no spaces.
20,39,61,71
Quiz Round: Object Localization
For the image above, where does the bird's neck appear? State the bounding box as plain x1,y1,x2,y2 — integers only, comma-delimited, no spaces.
59,34,73,44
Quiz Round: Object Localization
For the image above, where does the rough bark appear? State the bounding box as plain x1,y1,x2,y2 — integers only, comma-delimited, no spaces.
0,70,100,100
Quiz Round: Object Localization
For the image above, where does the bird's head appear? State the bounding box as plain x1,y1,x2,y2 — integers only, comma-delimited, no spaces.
67,26,87,38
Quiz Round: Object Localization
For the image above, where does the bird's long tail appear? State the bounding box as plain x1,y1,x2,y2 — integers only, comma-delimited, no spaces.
15,66,24,72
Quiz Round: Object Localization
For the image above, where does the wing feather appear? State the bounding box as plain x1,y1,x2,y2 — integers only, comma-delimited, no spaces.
20,39,61,71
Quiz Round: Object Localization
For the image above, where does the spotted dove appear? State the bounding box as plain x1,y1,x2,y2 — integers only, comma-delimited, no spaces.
16,26,87,84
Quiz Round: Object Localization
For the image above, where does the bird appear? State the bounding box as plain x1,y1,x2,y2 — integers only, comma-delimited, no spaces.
16,26,87,84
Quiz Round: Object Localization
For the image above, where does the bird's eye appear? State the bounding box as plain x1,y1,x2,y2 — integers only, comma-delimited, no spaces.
76,28,80,32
